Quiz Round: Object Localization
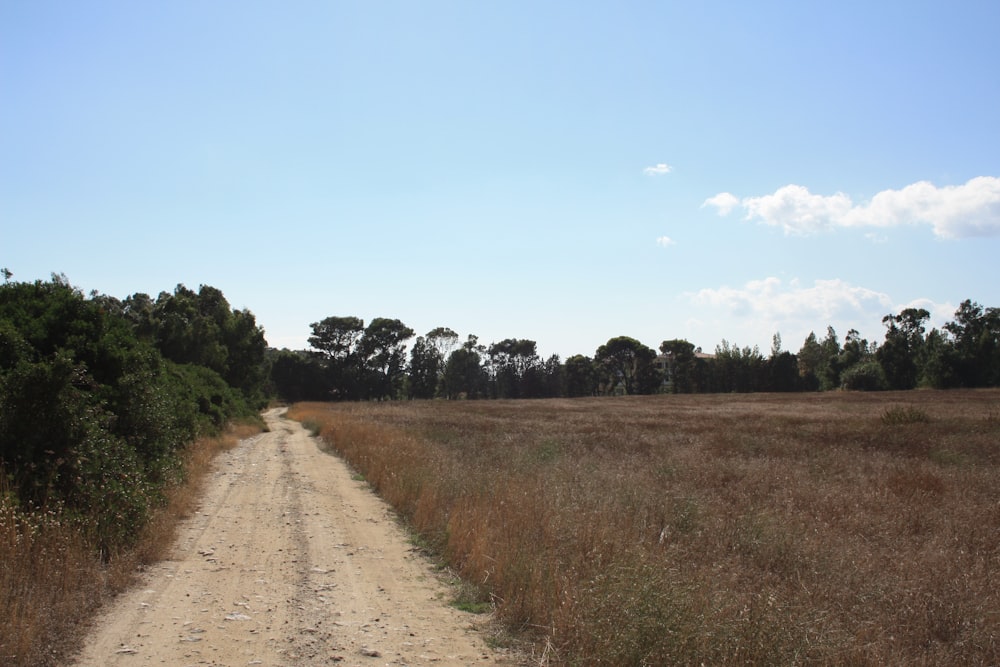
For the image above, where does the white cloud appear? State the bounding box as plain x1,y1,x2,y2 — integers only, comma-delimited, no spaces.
702,192,740,216
685,277,897,348
656,236,676,247
703,176,1000,238
742,185,854,235
644,163,673,176
691,277,892,321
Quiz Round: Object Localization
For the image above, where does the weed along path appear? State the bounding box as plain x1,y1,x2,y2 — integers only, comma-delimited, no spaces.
72,408,511,667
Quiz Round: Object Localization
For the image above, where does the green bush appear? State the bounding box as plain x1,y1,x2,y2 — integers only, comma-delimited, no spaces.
841,361,888,391
0,277,259,555
0,351,154,553
881,405,931,425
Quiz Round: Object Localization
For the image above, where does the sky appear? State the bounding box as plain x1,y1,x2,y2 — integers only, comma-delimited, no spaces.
2,1,999,360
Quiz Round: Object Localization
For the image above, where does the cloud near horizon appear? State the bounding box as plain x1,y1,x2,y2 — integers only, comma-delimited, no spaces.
656,236,676,247
683,277,913,348
703,176,1000,238
690,277,894,322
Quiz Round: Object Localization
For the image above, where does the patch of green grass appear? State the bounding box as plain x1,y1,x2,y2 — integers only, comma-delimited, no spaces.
301,419,322,437
881,405,931,425
533,439,561,464
671,496,699,535
450,580,493,614
929,449,966,466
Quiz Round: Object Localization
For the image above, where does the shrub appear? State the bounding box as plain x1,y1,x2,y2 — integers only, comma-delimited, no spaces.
841,361,888,391
881,405,931,425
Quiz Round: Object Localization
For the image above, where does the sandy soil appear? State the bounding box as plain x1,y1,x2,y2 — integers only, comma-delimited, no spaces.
71,409,517,667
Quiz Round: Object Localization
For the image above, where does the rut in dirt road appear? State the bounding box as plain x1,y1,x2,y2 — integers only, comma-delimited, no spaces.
71,409,513,667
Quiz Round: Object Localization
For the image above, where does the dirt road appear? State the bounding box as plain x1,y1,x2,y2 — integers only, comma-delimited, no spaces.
72,409,514,667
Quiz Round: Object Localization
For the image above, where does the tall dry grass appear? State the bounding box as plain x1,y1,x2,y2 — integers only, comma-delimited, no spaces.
288,390,1000,665
0,421,260,667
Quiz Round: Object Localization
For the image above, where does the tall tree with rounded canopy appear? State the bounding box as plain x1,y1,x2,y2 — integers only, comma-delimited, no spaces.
308,316,365,399
360,318,414,399
564,354,598,397
659,339,698,393
407,327,459,399
595,336,660,395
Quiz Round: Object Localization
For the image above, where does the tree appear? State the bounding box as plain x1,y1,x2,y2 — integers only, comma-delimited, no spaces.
486,338,541,398
308,316,365,399
817,326,842,390
795,327,844,390
0,277,258,551
564,354,598,397
408,336,439,399
426,327,459,361
944,300,1000,387
441,341,486,399
796,332,824,391
268,349,329,401
359,317,414,399
407,327,460,399
536,354,565,398
222,307,268,402
122,292,156,341
877,308,930,390
824,329,873,390
840,361,888,391
919,328,960,388
152,285,226,371
595,336,661,395
765,351,801,392
138,285,267,405
308,316,365,361
712,340,765,393
659,339,698,393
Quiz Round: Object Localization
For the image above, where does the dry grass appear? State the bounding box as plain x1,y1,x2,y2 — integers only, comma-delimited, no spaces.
288,390,1000,665
0,421,260,667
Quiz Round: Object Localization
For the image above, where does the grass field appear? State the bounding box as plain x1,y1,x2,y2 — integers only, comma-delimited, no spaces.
288,390,1000,665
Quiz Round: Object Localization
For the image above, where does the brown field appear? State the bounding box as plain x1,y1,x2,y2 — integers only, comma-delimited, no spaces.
288,390,1000,666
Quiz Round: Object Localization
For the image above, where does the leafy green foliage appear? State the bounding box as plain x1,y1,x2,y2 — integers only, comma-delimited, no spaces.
711,340,765,393
441,343,487,399
360,317,415,399
878,308,930,390
267,348,330,401
944,300,1000,387
407,335,444,399
840,360,888,391
486,338,542,398
881,405,931,425
595,336,661,395
0,277,261,555
563,354,598,397
140,285,268,405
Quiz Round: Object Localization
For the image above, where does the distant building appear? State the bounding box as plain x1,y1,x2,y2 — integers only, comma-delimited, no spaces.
654,350,715,390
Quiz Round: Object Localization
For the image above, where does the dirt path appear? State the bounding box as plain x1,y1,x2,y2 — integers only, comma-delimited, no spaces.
72,409,516,667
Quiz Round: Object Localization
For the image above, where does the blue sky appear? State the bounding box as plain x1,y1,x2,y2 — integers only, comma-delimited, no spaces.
3,1,998,359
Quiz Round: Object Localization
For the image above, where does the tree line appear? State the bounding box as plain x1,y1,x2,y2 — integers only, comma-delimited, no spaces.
269,300,1000,401
2,274,997,546
0,275,268,554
